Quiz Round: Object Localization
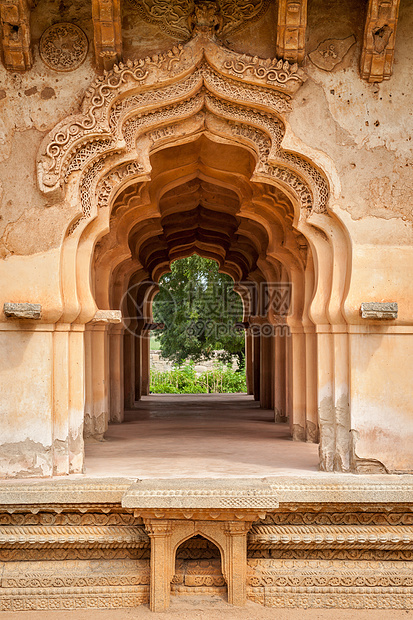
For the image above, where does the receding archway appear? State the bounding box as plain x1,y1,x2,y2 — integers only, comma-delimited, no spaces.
36,26,354,473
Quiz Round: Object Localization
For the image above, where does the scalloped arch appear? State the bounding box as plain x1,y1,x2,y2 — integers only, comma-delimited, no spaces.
36,30,331,238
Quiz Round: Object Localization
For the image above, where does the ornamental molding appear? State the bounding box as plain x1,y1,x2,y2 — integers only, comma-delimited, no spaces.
0,525,149,548
249,523,413,550
36,32,332,234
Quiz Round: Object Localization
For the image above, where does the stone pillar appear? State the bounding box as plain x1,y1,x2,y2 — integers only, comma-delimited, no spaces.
145,520,173,612
53,325,70,475
252,329,260,401
274,327,287,422
109,325,124,423
260,325,274,410
305,327,318,442
334,329,350,471
141,332,150,396
123,331,135,408
68,325,85,473
290,328,306,441
84,324,109,441
223,522,249,606
0,322,85,477
245,330,254,395
134,327,142,401
317,330,335,471
285,331,293,422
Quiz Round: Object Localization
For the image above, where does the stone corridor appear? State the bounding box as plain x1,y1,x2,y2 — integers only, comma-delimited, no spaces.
85,394,319,479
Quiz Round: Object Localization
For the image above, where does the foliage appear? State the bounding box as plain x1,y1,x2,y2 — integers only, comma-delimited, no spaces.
150,361,247,394
152,255,245,368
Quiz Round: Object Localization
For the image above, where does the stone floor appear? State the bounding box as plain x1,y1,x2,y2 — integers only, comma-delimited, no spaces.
1,598,412,619
85,394,319,478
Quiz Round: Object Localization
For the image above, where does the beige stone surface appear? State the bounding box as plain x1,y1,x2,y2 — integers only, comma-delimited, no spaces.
0,599,412,619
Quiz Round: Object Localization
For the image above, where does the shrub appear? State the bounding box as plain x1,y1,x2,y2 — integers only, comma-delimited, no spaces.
150,361,247,394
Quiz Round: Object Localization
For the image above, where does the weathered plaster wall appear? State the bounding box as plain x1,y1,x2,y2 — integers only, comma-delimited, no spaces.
290,0,413,223
0,329,53,477
350,331,413,473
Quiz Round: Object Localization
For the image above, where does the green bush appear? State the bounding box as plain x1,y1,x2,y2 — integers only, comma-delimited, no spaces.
150,361,247,394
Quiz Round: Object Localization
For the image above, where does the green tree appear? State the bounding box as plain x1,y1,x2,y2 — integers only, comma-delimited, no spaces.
152,255,245,368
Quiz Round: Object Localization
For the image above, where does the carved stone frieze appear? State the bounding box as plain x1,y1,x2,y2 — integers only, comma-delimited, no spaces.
0,0,32,71
247,559,413,609
0,502,413,611
276,0,307,64
39,22,88,72
0,559,150,611
123,478,279,510
0,524,149,548
360,0,401,83
92,0,122,71
0,593,148,612
261,508,413,526
249,523,413,549
127,0,271,41
249,548,413,561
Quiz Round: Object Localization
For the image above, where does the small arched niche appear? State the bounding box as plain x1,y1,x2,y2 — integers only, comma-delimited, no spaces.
171,535,227,599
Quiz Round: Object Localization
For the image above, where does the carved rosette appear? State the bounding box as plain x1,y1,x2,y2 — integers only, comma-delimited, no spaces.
39,22,88,72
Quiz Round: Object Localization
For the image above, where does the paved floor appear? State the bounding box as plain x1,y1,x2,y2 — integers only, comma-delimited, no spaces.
85,394,319,478
1,598,412,620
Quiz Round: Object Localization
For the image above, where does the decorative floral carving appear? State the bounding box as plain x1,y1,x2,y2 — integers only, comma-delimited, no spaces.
223,56,301,90
249,523,413,549
127,0,270,41
37,35,305,194
96,161,144,208
37,31,328,234
39,23,88,72
261,510,413,526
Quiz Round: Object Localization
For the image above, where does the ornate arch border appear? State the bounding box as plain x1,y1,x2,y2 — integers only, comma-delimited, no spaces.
37,30,333,238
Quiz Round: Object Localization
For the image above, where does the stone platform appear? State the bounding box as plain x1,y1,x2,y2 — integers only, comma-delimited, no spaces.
1,474,413,613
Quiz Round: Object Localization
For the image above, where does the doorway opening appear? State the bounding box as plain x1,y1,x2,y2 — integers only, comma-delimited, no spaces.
150,254,247,396
172,535,227,599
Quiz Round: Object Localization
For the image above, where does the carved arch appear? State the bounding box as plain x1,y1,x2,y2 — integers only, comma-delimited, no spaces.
37,30,330,234
36,29,354,473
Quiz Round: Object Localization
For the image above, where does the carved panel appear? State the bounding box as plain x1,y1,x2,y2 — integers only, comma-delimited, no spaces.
0,559,150,611
249,523,413,549
39,22,88,72
0,0,32,71
276,0,307,64
247,559,413,609
92,0,122,71
127,0,271,41
360,0,401,83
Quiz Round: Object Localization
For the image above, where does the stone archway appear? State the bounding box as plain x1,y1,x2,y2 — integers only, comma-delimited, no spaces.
36,18,354,475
